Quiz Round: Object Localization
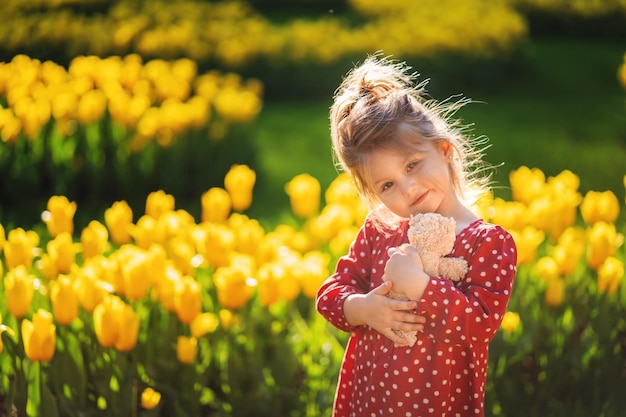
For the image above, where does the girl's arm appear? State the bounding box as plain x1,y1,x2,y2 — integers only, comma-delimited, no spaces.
416,224,517,347
316,220,425,344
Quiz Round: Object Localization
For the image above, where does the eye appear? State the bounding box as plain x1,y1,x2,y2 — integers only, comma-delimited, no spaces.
406,161,418,172
381,181,393,192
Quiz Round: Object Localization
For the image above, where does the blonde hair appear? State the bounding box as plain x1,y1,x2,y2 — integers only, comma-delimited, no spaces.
329,54,491,227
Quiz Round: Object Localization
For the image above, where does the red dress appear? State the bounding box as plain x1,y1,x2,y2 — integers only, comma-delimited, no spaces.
316,217,517,417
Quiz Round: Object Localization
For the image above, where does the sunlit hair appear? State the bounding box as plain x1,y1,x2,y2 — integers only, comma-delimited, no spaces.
329,53,492,229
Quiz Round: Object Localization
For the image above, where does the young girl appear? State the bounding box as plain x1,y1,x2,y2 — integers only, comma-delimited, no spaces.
316,55,517,417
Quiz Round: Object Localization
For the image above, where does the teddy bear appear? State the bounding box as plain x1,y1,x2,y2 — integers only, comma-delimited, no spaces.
384,212,468,346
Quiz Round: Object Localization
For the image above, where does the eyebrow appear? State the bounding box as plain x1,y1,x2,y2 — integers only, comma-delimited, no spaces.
371,153,415,188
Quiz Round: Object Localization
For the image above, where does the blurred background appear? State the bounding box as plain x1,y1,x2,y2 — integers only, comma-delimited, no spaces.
0,0,625,229
0,1,625,417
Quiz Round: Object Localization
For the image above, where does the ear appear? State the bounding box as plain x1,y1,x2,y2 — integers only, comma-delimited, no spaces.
440,141,454,161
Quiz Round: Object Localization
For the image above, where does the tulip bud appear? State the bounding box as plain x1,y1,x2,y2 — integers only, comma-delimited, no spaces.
174,276,202,324
545,278,565,307
93,295,121,348
190,312,219,338
46,232,77,274
51,275,79,325
176,336,197,364
21,309,56,362
81,220,109,259
141,387,161,410
42,196,77,237
586,222,623,270
285,174,321,219
580,190,620,225
4,228,40,270
104,201,133,245
213,266,253,310
509,166,545,205
597,256,623,296
201,187,231,223
224,164,255,212
4,265,35,319
500,311,521,334
115,303,140,352
145,190,175,220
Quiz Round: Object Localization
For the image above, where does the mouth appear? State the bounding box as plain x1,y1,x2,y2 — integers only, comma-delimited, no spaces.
410,191,428,207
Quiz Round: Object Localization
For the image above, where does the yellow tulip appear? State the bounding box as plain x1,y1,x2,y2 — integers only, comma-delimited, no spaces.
257,263,282,307
487,198,527,233
93,295,120,348
203,223,236,268
201,187,231,223
213,266,253,310
0,223,5,253
119,249,152,301
310,203,354,242
586,222,624,270
551,244,583,277
190,312,219,338
534,257,560,282
145,190,175,220
285,173,321,218
154,264,182,312
545,278,565,308
51,275,79,325
4,265,35,319
38,253,58,280
509,226,545,266
297,251,329,299
76,88,107,124
173,276,202,324
580,190,620,225
232,216,265,257
167,236,197,276
92,294,140,351
176,336,198,364
4,227,40,270
141,387,161,410
21,309,56,362
114,303,140,352
218,309,239,330
509,166,545,205
80,220,109,259
129,215,161,250
42,195,77,237
75,268,106,313
104,201,133,245
46,232,77,274
224,164,256,211
325,173,360,206
597,256,623,296
500,311,521,334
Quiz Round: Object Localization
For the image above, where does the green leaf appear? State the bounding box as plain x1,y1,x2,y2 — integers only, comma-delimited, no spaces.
26,361,40,417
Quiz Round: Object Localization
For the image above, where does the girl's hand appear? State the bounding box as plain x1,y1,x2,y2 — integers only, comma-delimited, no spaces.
383,244,430,301
343,281,426,346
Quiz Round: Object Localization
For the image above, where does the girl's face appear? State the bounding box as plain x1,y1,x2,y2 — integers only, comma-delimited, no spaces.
367,140,459,219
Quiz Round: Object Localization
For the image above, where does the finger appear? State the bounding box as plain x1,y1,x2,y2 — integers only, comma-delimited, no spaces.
373,280,393,295
397,243,412,253
387,246,399,256
386,328,409,346
390,299,417,311
403,244,420,257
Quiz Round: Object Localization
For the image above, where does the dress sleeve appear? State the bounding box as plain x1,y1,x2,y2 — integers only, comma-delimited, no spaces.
315,220,376,332
416,224,517,347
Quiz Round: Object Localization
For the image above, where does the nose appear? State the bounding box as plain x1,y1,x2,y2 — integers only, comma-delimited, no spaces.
401,177,416,197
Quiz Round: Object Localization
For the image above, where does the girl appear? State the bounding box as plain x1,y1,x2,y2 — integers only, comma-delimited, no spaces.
316,55,517,417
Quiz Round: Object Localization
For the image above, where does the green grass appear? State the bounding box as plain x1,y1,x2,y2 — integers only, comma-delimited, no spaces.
247,36,626,224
